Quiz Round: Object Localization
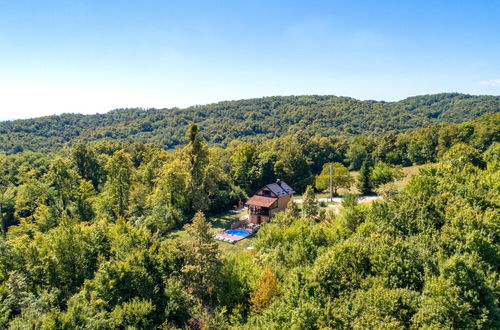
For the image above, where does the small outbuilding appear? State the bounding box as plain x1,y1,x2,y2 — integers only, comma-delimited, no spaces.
245,180,295,224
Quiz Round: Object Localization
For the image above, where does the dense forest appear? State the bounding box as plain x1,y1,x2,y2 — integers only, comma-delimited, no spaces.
0,110,498,328
0,93,499,154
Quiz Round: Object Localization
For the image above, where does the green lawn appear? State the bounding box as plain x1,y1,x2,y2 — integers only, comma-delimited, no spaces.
391,164,428,190
165,209,256,255
209,210,257,254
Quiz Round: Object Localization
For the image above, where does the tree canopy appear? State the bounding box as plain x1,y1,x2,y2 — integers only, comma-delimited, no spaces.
1,93,498,154
0,112,497,328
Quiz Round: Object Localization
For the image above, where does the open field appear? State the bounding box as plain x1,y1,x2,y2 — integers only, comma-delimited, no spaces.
391,163,429,190
296,163,430,199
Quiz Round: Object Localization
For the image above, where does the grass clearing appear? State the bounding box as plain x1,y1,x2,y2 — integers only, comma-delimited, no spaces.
392,164,428,190
209,210,256,254
296,164,430,199
165,209,256,255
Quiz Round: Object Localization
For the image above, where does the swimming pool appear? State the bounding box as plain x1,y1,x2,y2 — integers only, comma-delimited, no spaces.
225,229,250,237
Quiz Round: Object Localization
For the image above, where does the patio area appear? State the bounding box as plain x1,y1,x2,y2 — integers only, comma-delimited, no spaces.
213,219,261,244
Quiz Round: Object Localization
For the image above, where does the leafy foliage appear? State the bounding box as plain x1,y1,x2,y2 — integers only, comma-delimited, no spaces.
0,113,497,328
315,162,354,195
357,160,373,194
250,268,280,314
246,144,499,329
302,185,319,219
1,93,498,154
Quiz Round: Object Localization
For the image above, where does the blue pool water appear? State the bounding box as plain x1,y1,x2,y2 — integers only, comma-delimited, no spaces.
225,229,250,237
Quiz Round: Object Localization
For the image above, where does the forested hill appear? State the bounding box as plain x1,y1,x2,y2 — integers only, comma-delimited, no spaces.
1,93,499,154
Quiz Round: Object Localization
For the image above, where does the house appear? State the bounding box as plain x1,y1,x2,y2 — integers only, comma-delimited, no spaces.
245,179,295,224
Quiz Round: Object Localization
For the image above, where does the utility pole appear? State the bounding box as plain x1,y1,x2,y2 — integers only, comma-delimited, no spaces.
329,163,333,202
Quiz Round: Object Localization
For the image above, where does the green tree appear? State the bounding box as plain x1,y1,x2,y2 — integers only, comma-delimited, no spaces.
250,268,280,314
71,143,102,189
0,154,12,235
73,179,95,222
405,126,439,164
181,212,221,300
109,298,156,329
183,123,210,213
373,132,402,164
301,185,319,219
370,161,404,189
285,199,300,219
345,137,375,170
341,193,358,209
44,157,80,217
14,179,50,221
39,158,96,225
145,159,187,232
103,150,133,218
331,286,419,329
315,162,354,195
312,241,371,297
274,143,312,194
370,236,425,290
413,255,499,329
346,142,368,171
230,143,257,193
441,143,485,168
357,160,373,194
338,202,366,233
303,135,340,174
251,151,277,192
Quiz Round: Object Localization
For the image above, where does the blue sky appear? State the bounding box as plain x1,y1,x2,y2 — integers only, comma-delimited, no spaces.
0,0,499,120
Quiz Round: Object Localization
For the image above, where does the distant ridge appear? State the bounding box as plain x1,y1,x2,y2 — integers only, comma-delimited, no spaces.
0,93,498,154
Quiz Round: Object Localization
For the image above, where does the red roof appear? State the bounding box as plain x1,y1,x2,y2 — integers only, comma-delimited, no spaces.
245,195,277,207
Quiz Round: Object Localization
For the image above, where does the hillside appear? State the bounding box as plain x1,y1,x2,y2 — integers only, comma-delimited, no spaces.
0,93,499,153
0,118,498,328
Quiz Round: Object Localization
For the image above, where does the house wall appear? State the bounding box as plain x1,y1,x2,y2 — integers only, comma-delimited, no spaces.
247,192,293,224
249,213,270,224
231,220,248,229
269,195,292,218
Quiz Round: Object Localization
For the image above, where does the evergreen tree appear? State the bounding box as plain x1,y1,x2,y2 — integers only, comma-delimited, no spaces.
181,212,221,300
301,185,319,219
285,199,300,219
357,160,373,195
183,123,210,214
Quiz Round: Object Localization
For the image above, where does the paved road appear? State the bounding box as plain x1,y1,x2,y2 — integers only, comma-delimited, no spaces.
293,195,382,204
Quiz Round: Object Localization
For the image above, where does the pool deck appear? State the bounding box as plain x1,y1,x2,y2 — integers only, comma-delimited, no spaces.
214,231,250,243
213,225,257,243
211,211,261,244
